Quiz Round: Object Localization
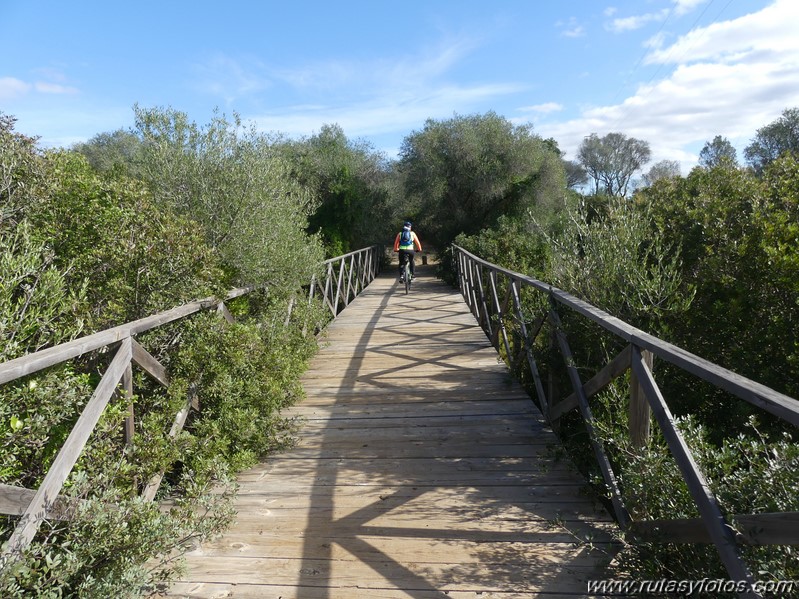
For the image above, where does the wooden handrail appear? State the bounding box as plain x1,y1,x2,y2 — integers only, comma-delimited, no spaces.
311,246,382,317
452,244,799,599
0,246,381,564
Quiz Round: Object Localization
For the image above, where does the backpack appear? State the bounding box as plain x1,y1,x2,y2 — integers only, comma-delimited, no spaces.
400,229,412,245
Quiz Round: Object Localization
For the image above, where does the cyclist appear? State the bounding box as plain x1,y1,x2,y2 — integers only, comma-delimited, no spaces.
393,221,422,283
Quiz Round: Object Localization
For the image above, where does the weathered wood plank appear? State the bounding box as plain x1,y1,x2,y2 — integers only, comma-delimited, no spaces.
0,483,82,520
169,267,614,598
131,338,169,386
629,511,799,545
166,582,595,599
550,344,632,422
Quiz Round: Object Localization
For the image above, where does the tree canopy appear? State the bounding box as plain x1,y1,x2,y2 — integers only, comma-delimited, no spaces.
398,112,566,247
698,135,738,169
578,132,651,196
277,124,395,256
133,105,324,289
744,106,799,175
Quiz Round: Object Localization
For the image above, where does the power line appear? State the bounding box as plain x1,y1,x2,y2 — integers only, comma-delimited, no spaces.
605,0,736,133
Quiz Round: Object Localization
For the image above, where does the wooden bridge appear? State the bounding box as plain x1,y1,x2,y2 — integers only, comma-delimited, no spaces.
2,245,796,599
166,262,616,598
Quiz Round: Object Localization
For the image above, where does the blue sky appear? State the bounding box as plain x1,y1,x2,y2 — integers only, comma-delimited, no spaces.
2,0,798,174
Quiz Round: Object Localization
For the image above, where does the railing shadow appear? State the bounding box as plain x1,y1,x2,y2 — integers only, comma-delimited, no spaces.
292,263,616,597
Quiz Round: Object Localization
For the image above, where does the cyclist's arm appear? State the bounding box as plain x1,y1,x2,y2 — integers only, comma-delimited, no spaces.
393,233,401,252
412,233,422,252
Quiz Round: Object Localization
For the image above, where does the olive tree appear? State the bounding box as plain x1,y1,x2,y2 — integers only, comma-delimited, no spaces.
744,107,799,175
642,159,681,186
398,112,566,247
698,135,738,169
133,106,324,290
578,132,651,196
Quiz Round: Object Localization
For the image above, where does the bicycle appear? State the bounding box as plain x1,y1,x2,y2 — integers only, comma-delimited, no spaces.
402,259,411,294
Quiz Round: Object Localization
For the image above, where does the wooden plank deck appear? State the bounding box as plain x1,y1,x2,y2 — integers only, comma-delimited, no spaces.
166,263,617,598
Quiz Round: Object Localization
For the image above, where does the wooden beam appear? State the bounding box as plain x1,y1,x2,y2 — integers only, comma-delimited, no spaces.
550,308,629,529
631,346,759,597
2,338,133,558
216,302,235,324
510,281,548,420
122,361,135,446
550,345,632,422
0,483,86,520
131,339,169,387
141,383,198,502
451,245,799,427
628,511,799,546
629,348,653,447
0,287,252,386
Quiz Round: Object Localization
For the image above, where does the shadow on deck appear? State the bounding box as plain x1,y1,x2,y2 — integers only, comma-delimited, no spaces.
166,263,618,598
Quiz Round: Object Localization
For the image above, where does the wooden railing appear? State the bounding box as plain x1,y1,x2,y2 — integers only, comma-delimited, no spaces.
310,245,382,318
0,245,380,564
453,244,799,599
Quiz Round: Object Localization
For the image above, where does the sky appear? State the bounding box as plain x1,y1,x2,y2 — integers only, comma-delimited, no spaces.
2,0,798,175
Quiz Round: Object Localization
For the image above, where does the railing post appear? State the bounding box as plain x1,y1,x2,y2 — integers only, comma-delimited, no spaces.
123,362,134,446
629,346,653,448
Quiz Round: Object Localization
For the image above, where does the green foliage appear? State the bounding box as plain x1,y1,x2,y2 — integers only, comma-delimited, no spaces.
0,110,331,597
134,105,325,289
72,129,145,179
0,113,48,226
165,299,320,477
0,222,87,361
279,124,395,256
699,135,738,169
548,195,691,334
644,157,799,426
578,132,652,197
744,106,799,175
0,469,236,598
399,111,567,248
594,399,799,587
453,215,552,282
28,150,221,329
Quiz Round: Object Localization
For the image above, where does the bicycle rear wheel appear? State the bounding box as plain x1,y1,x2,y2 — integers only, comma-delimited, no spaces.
404,261,411,294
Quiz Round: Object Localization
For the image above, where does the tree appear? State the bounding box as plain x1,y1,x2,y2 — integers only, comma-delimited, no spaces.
644,156,799,426
72,129,144,178
642,159,680,186
278,124,394,256
398,112,566,247
578,132,651,196
564,160,589,189
744,107,799,175
133,105,324,290
698,135,738,168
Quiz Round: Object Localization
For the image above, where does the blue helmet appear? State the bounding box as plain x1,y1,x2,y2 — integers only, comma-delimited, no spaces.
404,221,412,228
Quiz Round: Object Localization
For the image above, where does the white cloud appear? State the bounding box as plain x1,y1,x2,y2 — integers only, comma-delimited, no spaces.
34,81,79,95
519,102,564,114
538,0,799,172
249,82,525,140
673,0,708,16
0,77,31,100
235,37,525,142
645,0,799,65
557,17,585,38
609,9,669,33
607,0,708,33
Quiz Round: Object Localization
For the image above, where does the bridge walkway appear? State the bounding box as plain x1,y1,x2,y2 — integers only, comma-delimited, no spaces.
167,263,616,598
